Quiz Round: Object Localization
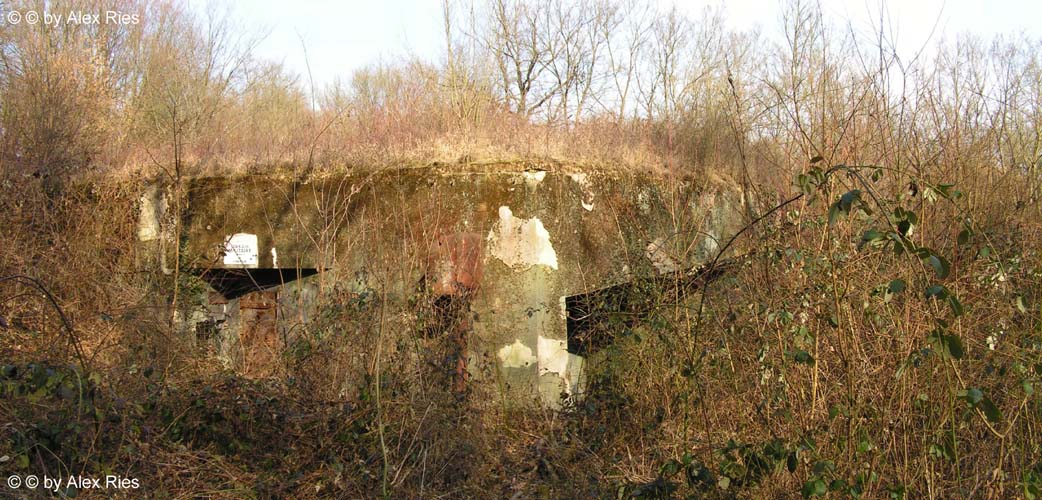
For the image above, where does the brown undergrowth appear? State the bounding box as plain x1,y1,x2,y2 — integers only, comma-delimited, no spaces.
3,0,1042,498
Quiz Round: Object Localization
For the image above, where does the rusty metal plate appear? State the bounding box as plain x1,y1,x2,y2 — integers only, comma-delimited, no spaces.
239,290,279,377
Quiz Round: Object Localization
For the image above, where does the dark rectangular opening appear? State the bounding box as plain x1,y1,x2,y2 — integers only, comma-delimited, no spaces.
565,282,637,357
195,268,319,300
565,258,740,357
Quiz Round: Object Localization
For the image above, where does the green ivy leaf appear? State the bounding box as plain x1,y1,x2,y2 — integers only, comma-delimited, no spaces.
803,479,828,498
923,285,963,316
813,460,836,475
861,229,885,248
660,459,682,478
840,190,861,209
888,279,907,294
926,254,951,279
925,285,948,299
957,228,972,246
797,173,817,195
828,190,862,226
963,387,984,405
793,350,815,365
929,330,965,360
978,397,1002,423
946,334,965,359
828,203,841,226
898,219,913,236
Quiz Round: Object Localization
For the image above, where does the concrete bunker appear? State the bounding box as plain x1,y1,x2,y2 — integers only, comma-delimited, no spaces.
138,164,745,408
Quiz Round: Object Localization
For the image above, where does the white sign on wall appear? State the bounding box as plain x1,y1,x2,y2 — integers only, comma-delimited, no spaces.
223,233,259,267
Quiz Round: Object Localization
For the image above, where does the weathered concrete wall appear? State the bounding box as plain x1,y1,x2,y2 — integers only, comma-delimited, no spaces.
139,164,745,407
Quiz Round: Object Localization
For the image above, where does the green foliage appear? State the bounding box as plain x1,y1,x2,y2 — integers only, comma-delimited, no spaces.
626,438,805,498
648,166,1042,498
0,364,101,481
828,189,865,225
1025,461,1042,499
0,363,393,498
958,388,1002,423
928,329,965,360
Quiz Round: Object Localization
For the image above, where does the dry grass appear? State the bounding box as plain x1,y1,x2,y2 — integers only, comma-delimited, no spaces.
2,0,1042,498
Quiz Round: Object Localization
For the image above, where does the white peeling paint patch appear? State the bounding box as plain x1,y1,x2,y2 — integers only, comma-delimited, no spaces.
538,335,586,395
558,296,568,320
224,233,259,267
567,172,596,211
700,229,720,257
538,336,569,375
487,206,559,270
137,188,165,241
498,340,537,368
271,247,279,267
646,237,678,273
523,170,547,188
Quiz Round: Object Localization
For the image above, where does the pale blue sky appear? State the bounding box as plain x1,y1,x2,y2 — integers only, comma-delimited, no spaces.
194,0,1042,90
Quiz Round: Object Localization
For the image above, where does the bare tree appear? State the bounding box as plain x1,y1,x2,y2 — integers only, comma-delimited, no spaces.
442,0,496,127
132,2,260,327
478,0,563,118
637,6,685,120
600,0,651,121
